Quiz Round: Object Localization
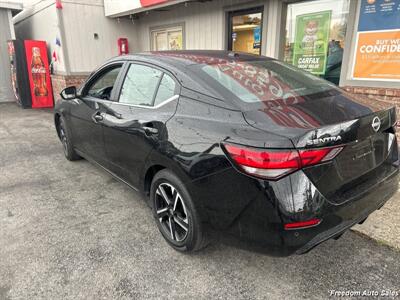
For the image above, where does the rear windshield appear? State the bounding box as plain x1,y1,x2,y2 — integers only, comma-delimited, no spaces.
188,59,339,110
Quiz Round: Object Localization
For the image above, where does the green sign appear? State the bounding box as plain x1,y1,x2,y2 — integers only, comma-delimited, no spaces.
293,11,331,75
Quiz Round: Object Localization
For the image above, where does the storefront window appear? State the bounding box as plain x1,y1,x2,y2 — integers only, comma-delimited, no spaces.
284,0,350,85
151,26,183,51
228,7,263,55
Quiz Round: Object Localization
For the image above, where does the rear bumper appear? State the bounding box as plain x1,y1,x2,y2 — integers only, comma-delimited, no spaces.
200,161,399,256
295,168,398,254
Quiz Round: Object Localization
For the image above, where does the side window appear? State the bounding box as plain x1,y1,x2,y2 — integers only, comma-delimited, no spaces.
86,66,122,100
154,74,176,106
119,64,162,106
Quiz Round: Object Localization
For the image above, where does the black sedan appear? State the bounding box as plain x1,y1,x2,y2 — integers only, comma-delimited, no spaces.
54,50,399,256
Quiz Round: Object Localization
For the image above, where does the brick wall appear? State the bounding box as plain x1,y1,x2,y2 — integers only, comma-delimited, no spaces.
51,74,88,102
343,86,400,142
343,86,400,116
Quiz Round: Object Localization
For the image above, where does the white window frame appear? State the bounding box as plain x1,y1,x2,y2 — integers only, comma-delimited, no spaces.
150,23,185,51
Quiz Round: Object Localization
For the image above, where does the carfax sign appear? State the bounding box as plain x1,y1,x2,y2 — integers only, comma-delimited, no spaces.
352,0,400,81
292,11,332,75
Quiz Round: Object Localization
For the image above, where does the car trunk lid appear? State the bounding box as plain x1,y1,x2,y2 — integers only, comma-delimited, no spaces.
243,97,397,205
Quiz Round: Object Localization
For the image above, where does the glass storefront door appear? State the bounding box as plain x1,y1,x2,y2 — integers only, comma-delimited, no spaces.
284,0,350,84
228,7,263,55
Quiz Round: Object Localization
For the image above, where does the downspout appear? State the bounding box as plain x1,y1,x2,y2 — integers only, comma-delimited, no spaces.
55,3,71,75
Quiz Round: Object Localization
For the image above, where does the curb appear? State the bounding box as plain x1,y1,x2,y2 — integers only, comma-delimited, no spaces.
350,228,400,253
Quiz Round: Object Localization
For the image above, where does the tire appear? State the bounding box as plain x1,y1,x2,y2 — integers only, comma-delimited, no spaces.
150,169,208,252
58,116,81,161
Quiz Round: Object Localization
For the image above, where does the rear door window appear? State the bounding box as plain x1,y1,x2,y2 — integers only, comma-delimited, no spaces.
153,73,176,106
119,64,162,106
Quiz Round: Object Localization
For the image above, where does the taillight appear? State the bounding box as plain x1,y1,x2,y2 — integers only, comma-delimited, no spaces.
298,147,343,167
222,143,343,180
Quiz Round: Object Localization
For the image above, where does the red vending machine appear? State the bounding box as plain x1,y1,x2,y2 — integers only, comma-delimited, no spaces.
7,39,53,108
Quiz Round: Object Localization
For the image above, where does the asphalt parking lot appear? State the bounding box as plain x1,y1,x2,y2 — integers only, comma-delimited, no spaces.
1,102,400,300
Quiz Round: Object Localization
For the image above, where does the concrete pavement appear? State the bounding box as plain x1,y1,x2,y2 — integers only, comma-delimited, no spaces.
353,194,400,250
1,102,399,299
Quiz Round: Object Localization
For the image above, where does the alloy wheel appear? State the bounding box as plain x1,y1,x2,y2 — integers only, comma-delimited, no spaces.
59,124,68,156
155,183,189,242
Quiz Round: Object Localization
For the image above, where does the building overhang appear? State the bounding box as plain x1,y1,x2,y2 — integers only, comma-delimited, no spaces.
0,1,23,16
104,0,190,18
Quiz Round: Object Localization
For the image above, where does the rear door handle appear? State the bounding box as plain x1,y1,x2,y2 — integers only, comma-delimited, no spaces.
92,111,104,123
140,122,159,135
142,126,159,135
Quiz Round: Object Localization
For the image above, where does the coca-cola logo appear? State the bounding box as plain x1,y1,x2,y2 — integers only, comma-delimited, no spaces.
32,67,46,74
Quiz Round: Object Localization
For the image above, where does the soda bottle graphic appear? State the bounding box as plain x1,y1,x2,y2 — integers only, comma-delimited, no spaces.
31,47,48,97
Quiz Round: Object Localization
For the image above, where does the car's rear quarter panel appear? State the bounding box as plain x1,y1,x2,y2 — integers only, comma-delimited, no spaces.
145,94,292,230
146,93,400,255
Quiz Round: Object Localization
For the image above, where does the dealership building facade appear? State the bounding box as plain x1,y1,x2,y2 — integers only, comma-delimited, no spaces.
13,0,400,110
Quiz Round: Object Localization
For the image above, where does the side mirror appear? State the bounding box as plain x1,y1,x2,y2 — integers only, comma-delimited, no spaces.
60,86,77,100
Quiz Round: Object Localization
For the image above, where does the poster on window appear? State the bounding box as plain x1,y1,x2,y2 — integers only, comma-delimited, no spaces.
352,0,400,81
253,26,261,49
168,31,183,50
292,11,332,75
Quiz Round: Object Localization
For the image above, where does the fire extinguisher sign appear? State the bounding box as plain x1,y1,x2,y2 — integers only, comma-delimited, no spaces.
24,40,54,108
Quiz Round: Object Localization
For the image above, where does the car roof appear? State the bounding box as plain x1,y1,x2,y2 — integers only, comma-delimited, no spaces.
104,50,275,111
108,50,272,71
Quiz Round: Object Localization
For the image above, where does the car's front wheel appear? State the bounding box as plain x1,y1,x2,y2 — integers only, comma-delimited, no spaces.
58,116,81,161
150,169,208,252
